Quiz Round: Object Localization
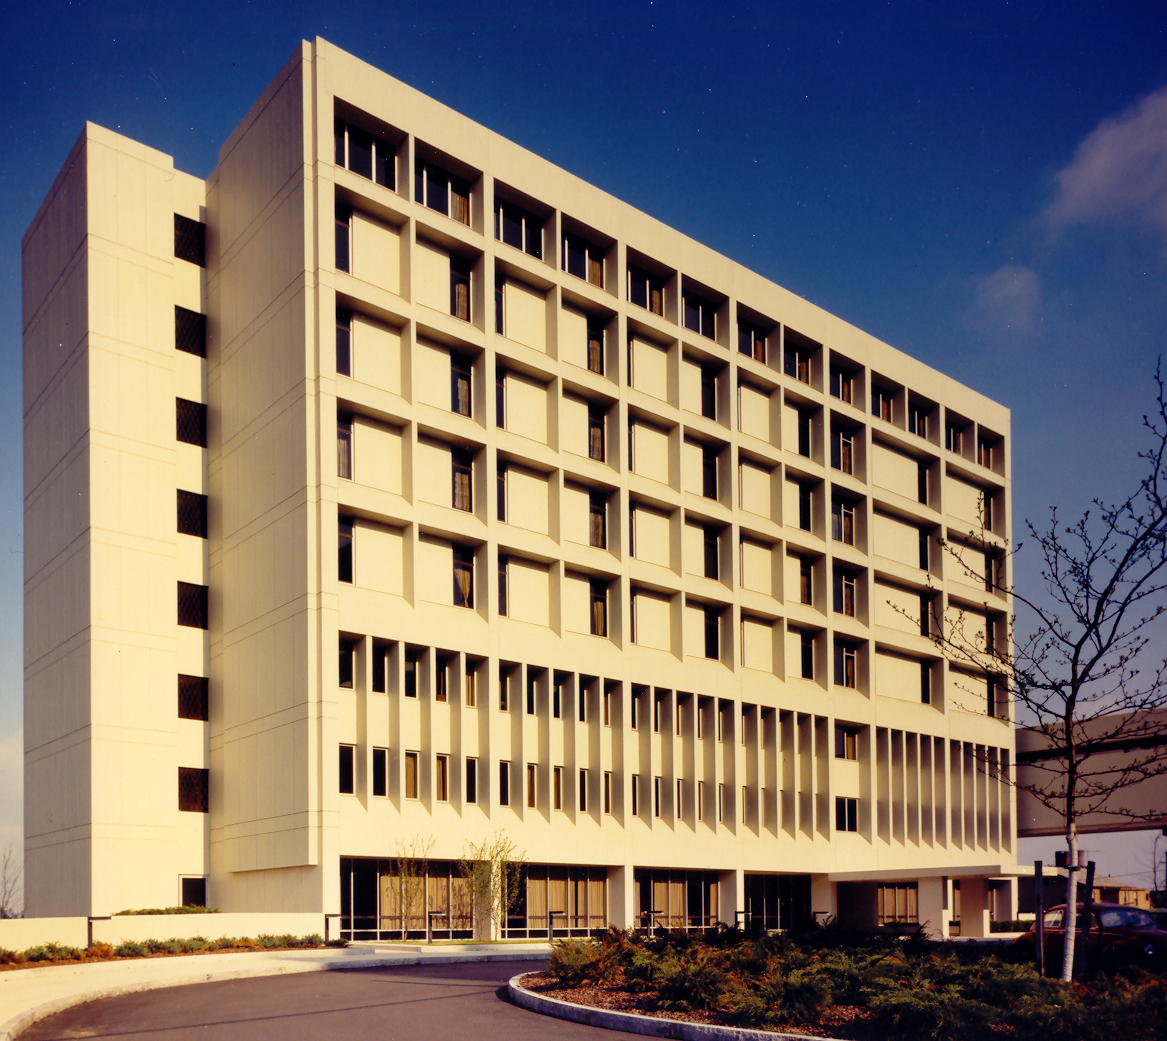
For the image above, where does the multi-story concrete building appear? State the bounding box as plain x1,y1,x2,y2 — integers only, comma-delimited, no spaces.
23,38,1017,935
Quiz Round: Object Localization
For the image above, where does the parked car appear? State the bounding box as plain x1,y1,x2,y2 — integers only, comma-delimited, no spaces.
1013,902,1167,969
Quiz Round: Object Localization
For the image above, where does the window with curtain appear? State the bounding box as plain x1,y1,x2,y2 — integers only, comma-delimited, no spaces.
337,416,353,480
590,580,608,637
453,545,474,608
451,354,472,416
452,448,473,511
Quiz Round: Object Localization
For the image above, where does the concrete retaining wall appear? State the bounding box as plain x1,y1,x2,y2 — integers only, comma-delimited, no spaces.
0,914,325,952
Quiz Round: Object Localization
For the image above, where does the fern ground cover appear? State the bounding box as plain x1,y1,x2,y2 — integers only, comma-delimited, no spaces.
533,925,1167,1040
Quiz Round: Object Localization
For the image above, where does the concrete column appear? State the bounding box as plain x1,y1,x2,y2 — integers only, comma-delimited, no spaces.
959,876,990,937
720,867,744,926
609,864,636,930
918,876,949,939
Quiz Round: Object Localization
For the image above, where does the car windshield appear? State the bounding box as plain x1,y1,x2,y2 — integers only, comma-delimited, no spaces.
1043,910,1063,928
1098,908,1156,929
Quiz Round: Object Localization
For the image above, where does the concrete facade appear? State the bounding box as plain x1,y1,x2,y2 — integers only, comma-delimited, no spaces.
24,38,1017,937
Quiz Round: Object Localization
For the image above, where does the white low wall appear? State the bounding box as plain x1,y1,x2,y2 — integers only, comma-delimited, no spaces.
0,917,88,951
0,913,325,952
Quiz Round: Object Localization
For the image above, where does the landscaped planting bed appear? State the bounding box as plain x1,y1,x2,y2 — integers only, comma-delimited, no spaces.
526,926,1167,1040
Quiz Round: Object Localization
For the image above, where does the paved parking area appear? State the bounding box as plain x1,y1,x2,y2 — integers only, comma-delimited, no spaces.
19,960,642,1041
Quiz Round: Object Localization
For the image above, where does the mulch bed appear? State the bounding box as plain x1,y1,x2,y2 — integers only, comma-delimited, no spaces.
519,972,882,1039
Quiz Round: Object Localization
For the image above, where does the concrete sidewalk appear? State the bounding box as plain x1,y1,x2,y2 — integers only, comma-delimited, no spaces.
0,942,551,1041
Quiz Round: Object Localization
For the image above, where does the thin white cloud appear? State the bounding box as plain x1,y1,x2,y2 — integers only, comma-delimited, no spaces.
1042,84,1167,238
970,264,1043,336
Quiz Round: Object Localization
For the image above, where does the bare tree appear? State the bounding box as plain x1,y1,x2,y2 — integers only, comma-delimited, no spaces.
0,845,22,919
458,831,526,940
935,366,1167,981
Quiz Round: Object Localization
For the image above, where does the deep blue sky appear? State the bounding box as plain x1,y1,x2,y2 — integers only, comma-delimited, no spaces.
3,1,1167,889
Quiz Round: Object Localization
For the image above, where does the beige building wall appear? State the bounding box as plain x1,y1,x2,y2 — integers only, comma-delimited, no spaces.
25,38,1019,931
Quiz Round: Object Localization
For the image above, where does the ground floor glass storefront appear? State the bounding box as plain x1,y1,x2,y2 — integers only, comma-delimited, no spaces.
504,864,609,938
339,857,473,940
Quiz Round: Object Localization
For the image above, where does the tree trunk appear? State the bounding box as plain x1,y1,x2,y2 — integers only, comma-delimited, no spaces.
1061,825,1078,982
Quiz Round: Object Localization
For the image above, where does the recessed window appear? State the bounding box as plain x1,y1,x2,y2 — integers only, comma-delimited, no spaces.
946,422,965,454
336,309,351,377
178,674,209,721
174,214,206,267
801,632,815,679
631,774,639,816
337,415,353,480
918,461,930,505
175,306,207,358
831,427,854,474
527,672,537,715
977,436,995,469
177,582,208,629
499,665,511,711
373,747,388,797
704,605,720,660
677,778,684,818
628,266,664,315
404,654,418,698
498,554,508,616
872,387,893,422
339,638,355,689
603,771,612,814
683,291,716,339
603,687,611,726
495,198,542,258
589,492,607,548
701,366,717,419
552,681,562,719
653,776,661,818
335,207,350,272
466,757,477,803
702,444,719,499
835,725,858,760
738,321,766,362
404,751,419,799
176,398,207,448
718,782,725,823
338,745,355,795
877,883,918,925
832,500,855,546
588,404,606,461
527,763,537,807
465,666,477,707
799,483,812,531
497,463,507,522
416,159,470,224
499,760,511,805
371,644,388,694
436,660,449,702
177,490,208,538
181,877,207,908
453,545,474,608
704,526,719,580
178,767,209,812
563,232,604,286
553,766,563,810
587,318,605,374
590,580,608,637
451,354,472,416
338,516,353,584
452,447,473,511
835,796,858,832
919,593,931,637
450,257,472,321
435,754,449,802
335,119,395,189
908,403,929,438
835,641,857,688
785,344,812,384
922,662,932,705
697,780,706,821
830,365,853,403
834,570,856,617
652,694,661,733
799,559,813,605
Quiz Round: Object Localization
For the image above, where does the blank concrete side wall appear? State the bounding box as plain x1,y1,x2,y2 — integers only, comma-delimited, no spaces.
739,383,771,441
418,536,454,606
413,239,449,314
356,523,404,595
633,505,670,568
415,340,451,411
560,305,589,370
741,617,773,672
873,511,919,568
92,912,325,945
563,572,592,635
208,53,317,883
503,280,546,353
351,212,400,295
872,443,917,500
416,438,452,507
739,460,772,518
562,483,590,546
507,465,549,535
508,558,550,627
742,539,775,598
875,649,922,703
353,419,403,494
22,129,94,918
351,316,402,395
634,590,671,652
632,421,669,484
505,373,548,444
874,582,920,636
630,337,668,401
947,475,985,530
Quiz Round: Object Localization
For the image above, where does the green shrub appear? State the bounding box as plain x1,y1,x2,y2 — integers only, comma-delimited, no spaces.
22,943,82,963
298,933,325,947
655,948,728,1012
991,918,1033,933
114,940,148,958
0,947,18,964
548,939,605,987
182,936,209,952
113,905,218,915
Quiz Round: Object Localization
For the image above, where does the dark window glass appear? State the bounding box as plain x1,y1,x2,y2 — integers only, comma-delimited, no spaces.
181,877,206,908
800,560,812,605
797,409,811,457
336,310,351,377
919,593,930,636
799,484,812,531
175,306,207,358
335,208,350,272
450,177,470,225
424,162,449,215
174,214,206,267
450,257,471,321
348,126,373,179
372,645,386,693
453,545,474,607
564,234,586,279
919,531,930,570
702,444,718,499
335,119,346,165
588,405,605,461
337,415,353,480
339,516,353,584
373,747,387,797
704,527,719,580
404,655,417,698
918,461,929,505
451,354,472,416
587,319,604,374
683,293,715,338
801,633,814,679
590,580,607,637
338,745,355,794
704,606,719,660
496,372,505,428
404,752,418,798
177,490,208,538
498,556,508,615
497,464,507,522
178,674,209,721
701,367,716,419
178,767,209,812
176,398,207,447
922,663,932,705
339,638,354,688
496,278,505,335
629,267,648,309
501,204,522,249
527,674,537,715
499,761,510,806
466,758,477,803
177,581,208,629
452,447,473,511
589,492,607,548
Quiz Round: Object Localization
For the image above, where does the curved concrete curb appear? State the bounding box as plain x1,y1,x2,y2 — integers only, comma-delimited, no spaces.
0,949,548,1041
508,975,848,1041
